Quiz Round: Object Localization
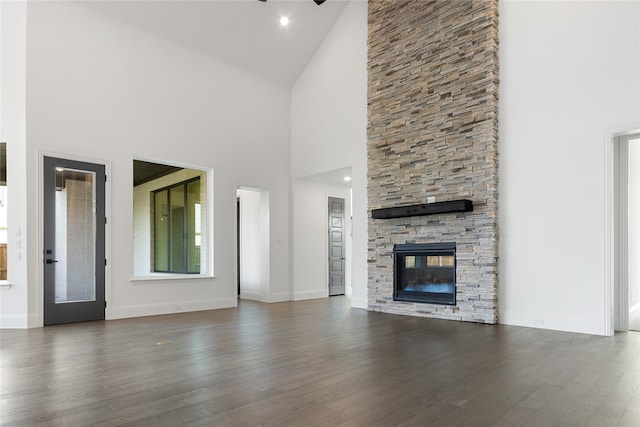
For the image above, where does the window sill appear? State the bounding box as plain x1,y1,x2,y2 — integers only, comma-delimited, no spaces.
131,274,215,282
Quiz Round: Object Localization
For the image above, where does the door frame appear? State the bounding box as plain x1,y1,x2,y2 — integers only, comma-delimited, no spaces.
605,126,640,335
38,151,111,327
236,186,271,302
327,196,346,296
326,192,352,297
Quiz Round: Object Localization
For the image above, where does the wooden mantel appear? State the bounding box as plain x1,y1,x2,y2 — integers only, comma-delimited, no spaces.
371,199,473,219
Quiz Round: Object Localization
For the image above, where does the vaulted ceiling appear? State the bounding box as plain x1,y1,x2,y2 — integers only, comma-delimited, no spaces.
80,0,351,87
82,0,354,189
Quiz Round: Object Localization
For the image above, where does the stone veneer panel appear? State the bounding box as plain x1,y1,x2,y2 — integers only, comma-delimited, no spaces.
367,0,499,323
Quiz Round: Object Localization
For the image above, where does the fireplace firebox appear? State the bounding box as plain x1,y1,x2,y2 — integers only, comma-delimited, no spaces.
394,243,456,305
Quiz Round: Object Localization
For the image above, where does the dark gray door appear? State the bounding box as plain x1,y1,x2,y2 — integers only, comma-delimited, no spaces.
328,197,345,296
43,157,105,325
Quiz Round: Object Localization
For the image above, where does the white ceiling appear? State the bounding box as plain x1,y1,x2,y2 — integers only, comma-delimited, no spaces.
80,0,351,87
298,166,353,188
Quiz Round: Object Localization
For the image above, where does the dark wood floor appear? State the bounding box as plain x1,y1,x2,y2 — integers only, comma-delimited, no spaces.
1,297,639,426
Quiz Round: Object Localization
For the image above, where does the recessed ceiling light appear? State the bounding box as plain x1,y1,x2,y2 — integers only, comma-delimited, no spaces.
344,176,352,182
280,16,289,26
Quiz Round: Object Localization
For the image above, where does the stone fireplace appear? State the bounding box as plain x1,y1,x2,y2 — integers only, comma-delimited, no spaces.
367,0,499,324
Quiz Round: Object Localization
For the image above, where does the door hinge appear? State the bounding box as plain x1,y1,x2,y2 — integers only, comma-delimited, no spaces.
105,259,107,266
105,301,107,308
105,217,107,225
105,175,107,182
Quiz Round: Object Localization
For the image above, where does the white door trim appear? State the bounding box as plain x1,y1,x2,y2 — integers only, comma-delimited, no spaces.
605,126,640,336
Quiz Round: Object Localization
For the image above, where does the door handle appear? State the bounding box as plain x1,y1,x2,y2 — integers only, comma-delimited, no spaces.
45,259,58,264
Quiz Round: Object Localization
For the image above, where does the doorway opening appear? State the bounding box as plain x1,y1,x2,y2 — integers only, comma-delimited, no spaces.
613,130,640,332
292,168,352,301
236,187,270,302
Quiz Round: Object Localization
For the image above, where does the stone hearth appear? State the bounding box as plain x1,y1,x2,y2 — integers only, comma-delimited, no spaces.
367,0,499,323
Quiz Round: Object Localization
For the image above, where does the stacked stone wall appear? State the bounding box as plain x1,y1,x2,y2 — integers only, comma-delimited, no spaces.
367,0,499,323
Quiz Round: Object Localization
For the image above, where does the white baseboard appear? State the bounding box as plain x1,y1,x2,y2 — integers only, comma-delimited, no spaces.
500,310,607,336
293,289,328,301
239,290,261,301
269,292,291,303
239,291,291,303
350,296,368,309
108,297,237,320
0,314,32,329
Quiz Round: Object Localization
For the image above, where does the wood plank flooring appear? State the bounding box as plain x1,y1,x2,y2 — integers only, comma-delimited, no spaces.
1,297,640,426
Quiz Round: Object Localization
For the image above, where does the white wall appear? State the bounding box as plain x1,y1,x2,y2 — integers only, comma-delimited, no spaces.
291,0,368,308
0,0,31,328
292,180,351,300
12,0,291,325
629,138,640,316
499,0,640,335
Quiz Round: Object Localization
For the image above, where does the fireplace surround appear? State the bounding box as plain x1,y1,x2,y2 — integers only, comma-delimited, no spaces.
367,0,499,324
